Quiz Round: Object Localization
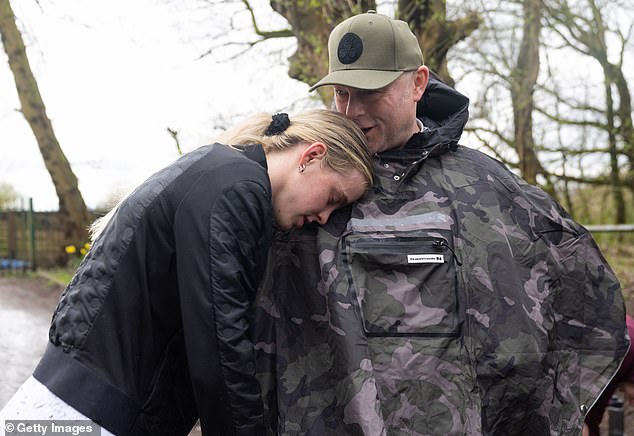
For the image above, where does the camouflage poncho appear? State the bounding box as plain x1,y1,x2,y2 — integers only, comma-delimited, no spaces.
253,76,629,435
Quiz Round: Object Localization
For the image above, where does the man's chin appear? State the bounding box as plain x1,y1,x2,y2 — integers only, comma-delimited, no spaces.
364,133,383,154
367,142,384,154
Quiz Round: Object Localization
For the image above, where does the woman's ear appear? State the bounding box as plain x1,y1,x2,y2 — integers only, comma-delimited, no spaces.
298,142,327,167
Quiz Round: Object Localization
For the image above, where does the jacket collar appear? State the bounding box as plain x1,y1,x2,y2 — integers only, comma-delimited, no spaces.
240,144,268,170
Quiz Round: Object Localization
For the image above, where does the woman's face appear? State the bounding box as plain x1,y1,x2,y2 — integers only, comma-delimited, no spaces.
274,162,367,230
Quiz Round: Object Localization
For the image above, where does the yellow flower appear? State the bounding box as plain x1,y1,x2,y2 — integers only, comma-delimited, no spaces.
65,245,77,255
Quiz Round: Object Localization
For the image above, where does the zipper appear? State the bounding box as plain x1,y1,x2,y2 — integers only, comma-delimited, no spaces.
351,236,447,250
434,239,463,266
350,237,462,266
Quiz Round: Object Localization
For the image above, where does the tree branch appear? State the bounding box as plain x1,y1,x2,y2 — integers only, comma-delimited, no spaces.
241,0,293,38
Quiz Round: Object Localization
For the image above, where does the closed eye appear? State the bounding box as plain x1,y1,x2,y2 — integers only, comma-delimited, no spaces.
328,188,347,206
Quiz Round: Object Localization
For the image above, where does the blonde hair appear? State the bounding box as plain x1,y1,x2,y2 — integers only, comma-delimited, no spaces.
216,109,373,186
91,110,373,241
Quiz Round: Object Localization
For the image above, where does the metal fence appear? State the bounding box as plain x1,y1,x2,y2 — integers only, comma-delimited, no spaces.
0,200,74,270
0,200,35,271
1,198,633,272
584,225,634,233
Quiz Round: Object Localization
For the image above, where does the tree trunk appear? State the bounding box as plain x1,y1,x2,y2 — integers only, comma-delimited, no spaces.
607,62,634,204
604,79,626,224
585,0,627,224
269,0,375,106
397,0,480,87
0,0,91,246
510,0,544,185
545,0,631,219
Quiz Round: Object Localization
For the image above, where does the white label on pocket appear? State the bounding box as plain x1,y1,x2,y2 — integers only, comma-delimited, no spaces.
407,254,445,264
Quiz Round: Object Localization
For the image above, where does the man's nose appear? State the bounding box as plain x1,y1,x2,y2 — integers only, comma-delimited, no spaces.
344,95,365,119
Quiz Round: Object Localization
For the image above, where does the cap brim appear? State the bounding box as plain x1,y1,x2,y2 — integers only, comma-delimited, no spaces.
308,70,404,92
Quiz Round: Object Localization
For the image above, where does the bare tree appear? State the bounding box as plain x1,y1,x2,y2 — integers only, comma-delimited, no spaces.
544,0,633,223
454,0,634,220
511,0,544,185
201,0,480,106
267,0,372,106
0,0,91,246
0,181,19,208
398,0,480,87
454,0,552,189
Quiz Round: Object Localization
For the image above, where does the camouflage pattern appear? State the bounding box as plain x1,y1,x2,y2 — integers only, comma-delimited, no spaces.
253,77,629,435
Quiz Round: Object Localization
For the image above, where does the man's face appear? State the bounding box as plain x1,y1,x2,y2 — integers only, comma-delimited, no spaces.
333,67,428,154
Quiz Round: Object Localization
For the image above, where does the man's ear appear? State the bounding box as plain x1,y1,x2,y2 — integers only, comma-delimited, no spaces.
413,66,429,102
298,142,327,166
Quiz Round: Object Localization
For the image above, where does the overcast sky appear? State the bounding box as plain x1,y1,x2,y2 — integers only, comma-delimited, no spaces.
1,0,317,210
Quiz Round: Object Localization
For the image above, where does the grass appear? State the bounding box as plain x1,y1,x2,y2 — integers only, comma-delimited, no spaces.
37,268,72,287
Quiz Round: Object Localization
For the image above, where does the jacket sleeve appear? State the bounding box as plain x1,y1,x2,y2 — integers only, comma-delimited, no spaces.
175,178,270,436
549,227,629,404
521,181,630,411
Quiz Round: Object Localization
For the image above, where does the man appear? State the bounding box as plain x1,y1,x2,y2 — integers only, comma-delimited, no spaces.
254,10,629,435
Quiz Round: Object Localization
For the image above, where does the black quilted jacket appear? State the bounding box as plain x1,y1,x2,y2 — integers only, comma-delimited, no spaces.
34,143,272,436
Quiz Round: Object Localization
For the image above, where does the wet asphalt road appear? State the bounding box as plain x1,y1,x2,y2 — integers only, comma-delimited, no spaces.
0,276,60,408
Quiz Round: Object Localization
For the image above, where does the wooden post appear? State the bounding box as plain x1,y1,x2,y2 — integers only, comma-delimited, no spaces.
28,198,36,270
7,210,16,259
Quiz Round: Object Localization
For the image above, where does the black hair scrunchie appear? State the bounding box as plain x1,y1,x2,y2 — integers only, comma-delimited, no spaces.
264,113,290,136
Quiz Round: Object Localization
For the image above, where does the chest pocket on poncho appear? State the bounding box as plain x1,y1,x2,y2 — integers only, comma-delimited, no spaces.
346,233,459,337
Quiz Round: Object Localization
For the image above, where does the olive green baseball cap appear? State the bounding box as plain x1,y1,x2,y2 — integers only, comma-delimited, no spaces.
309,11,423,91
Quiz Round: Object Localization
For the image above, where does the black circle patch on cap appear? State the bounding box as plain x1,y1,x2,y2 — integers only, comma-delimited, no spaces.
338,33,363,64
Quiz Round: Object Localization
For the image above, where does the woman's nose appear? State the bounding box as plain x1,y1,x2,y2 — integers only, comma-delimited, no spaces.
317,207,336,225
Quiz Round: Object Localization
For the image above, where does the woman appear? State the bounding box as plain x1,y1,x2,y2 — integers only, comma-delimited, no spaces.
0,110,373,435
